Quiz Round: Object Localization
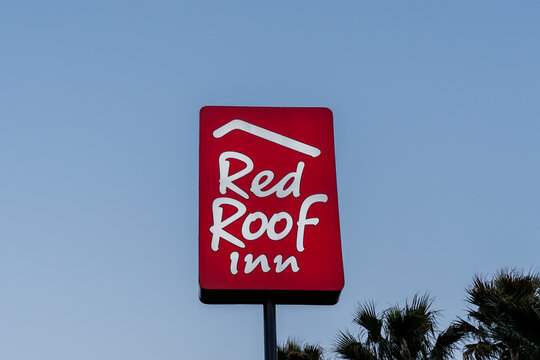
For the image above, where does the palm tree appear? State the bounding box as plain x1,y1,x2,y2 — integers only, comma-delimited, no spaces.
334,294,466,360
459,269,540,360
278,338,325,360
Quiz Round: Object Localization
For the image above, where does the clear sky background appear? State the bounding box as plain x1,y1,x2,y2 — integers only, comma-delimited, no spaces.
1,1,539,359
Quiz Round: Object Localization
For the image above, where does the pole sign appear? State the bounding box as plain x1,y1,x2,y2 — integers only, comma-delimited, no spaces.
199,106,344,304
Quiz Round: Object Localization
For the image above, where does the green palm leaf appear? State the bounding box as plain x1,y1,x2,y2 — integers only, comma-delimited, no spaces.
335,294,461,360
460,269,540,360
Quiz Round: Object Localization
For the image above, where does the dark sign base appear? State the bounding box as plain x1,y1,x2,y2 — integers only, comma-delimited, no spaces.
199,288,341,305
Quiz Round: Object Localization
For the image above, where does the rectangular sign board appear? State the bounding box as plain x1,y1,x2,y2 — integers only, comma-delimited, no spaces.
199,106,344,304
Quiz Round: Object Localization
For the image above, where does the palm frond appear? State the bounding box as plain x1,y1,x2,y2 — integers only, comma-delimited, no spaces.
353,301,383,345
334,330,376,360
303,344,324,360
279,338,325,360
430,321,469,360
462,269,540,360
463,341,499,360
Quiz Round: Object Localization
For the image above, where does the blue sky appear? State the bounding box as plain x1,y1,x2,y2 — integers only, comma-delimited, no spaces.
1,1,539,359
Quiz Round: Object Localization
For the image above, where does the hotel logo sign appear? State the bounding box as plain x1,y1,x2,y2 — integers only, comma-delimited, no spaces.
199,106,344,304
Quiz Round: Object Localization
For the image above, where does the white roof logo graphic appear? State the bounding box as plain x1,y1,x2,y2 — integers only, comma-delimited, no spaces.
213,119,321,158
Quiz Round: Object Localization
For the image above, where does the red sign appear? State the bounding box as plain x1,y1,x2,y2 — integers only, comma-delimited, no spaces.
199,106,344,304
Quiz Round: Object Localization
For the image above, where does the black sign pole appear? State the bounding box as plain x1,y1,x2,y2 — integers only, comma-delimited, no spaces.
263,299,277,360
